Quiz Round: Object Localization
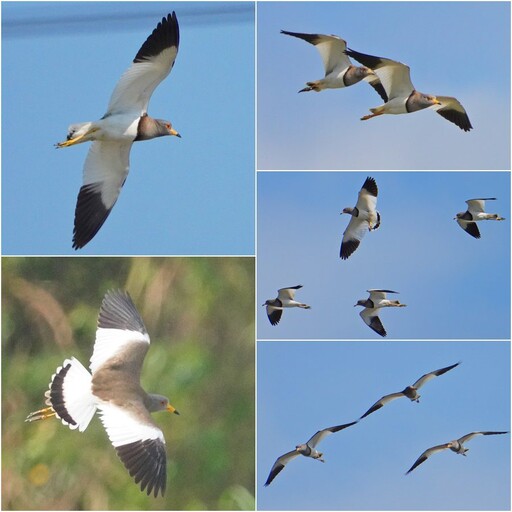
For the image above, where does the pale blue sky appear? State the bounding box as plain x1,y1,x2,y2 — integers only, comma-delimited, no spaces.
258,341,510,510
2,2,255,254
258,172,510,340
258,1,510,170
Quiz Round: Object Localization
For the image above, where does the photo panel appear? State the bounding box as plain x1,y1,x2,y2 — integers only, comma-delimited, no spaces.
257,1,510,170
258,171,510,340
258,341,511,510
2,257,255,510
2,2,255,255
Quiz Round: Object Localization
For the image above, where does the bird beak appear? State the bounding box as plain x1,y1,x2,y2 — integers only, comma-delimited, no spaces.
169,127,181,138
167,404,180,415
433,98,441,105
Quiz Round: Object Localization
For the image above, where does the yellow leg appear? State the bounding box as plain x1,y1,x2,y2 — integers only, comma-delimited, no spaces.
361,112,384,121
55,127,99,148
25,406,56,423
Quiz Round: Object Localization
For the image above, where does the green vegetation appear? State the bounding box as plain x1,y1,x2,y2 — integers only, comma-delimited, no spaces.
2,257,255,510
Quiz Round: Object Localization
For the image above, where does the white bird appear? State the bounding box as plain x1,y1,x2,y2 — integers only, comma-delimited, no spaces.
354,289,406,337
263,285,311,326
56,13,182,250
345,48,472,131
360,362,460,419
406,431,509,474
340,176,380,260
26,290,179,497
264,421,357,486
455,198,505,239
280,30,387,99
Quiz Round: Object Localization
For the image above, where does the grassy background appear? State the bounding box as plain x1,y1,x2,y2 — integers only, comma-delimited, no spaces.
2,257,255,510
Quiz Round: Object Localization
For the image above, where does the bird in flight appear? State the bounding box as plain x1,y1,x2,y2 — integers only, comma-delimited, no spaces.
56,13,182,249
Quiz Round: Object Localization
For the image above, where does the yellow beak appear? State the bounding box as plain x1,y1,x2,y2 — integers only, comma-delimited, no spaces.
167,404,180,415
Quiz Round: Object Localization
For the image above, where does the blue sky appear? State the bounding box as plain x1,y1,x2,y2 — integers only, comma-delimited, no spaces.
257,341,510,510
257,2,510,170
2,2,255,255
258,172,510,340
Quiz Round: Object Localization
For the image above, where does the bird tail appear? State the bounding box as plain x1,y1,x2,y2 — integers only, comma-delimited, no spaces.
43,357,96,432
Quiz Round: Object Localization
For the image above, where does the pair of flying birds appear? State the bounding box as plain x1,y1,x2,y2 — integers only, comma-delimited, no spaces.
281,30,473,131
264,361,508,485
263,286,405,338
341,176,506,260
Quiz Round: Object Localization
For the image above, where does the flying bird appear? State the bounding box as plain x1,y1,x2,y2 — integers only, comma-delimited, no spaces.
264,421,357,486
406,431,509,474
280,30,387,99
26,290,179,497
56,13,182,249
340,176,380,260
345,48,472,131
354,289,405,337
455,198,505,239
263,285,311,326
360,362,460,419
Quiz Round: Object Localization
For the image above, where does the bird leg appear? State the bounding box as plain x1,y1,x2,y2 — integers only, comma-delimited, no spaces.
25,406,56,423
361,112,384,121
55,127,100,148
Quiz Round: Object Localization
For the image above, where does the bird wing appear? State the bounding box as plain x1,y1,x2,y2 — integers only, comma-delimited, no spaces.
89,290,150,376
412,362,460,389
340,215,370,260
96,400,167,497
73,141,133,249
368,289,395,302
432,96,472,132
281,31,350,76
266,305,283,326
360,392,404,419
345,49,414,100
466,198,495,214
277,285,302,300
355,176,378,211
107,13,179,116
306,421,358,448
363,75,389,102
406,443,451,474
458,431,509,444
456,219,481,239
264,450,301,486
360,308,387,337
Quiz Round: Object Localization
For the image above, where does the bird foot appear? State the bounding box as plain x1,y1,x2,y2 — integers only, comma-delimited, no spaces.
25,406,56,423
55,127,99,148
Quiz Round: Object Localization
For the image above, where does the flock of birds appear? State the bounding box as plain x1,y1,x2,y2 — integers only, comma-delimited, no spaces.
264,361,508,486
281,30,473,131
263,176,506,337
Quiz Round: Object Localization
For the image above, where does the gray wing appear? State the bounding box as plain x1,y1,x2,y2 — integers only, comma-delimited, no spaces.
412,362,460,389
406,443,451,474
432,96,472,132
264,450,301,486
306,421,358,447
458,431,509,444
360,392,405,419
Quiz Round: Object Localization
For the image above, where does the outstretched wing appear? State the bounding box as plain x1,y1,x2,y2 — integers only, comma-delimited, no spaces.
264,450,301,486
306,421,358,447
406,443,451,474
107,13,180,116
360,392,404,419
412,362,460,389
432,96,472,132
458,431,509,444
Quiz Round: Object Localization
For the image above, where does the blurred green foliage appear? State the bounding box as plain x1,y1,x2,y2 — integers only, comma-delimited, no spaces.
2,257,255,510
